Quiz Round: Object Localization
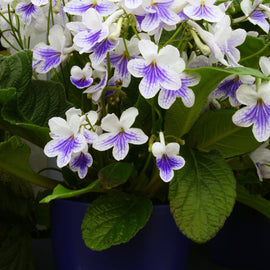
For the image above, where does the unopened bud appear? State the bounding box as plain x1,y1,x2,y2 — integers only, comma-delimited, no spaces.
190,29,211,55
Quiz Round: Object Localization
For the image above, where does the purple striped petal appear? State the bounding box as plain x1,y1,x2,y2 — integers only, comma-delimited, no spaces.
157,155,185,182
141,12,160,32
139,63,160,98
74,29,105,54
70,151,93,179
157,5,180,26
158,89,177,109
33,45,61,73
64,2,91,15
249,10,269,33
124,128,148,145
90,39,118,65
16,2,39,24
232,105,257,128
96,2,118,16
233,102,270,142
112,134,130,161
83,129,98,144
127,59,146,78
253,103,270,142
71,76,93,88
213,76,242,106
184,5,224,22
44,134,86,168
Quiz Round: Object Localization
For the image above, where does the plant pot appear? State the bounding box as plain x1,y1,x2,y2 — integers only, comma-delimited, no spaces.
210,203,270,270
50,199,190,270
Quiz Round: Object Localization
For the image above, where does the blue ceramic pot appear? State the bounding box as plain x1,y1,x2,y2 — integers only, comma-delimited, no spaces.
50,199,190,270
210,203,270,270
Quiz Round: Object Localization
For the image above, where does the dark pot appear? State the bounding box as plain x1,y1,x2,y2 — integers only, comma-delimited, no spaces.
210,203,270,270
50,199,190,270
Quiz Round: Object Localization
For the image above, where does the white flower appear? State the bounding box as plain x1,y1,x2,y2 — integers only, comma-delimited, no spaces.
152,132,185,182
93,107,148,161
249,141,270,181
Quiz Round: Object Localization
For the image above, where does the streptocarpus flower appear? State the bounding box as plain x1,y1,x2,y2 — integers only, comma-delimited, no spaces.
110,36,141,87
152,132,185,182
212,74,255,107
33,25,72,73
241,0,269,33
127,39,183,99
183,0,225,22
69,146,93,179
44,110,87,168
44,108,98,168
232,82,270,142
93,107,148,161
141,0,180,32
70,63,93,89
249,141,270,182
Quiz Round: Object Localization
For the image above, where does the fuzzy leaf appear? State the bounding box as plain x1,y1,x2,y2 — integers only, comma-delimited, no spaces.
169,148,236,243
187,110,261,158
82,192,152,250
98,162,133,189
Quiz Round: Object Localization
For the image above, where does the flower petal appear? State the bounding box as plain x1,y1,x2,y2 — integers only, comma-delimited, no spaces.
120,107,138,129
70,151,93,179
101,113,121,132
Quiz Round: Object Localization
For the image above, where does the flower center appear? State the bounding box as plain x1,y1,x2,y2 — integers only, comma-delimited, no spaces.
257,98,264,107
200,0,205,8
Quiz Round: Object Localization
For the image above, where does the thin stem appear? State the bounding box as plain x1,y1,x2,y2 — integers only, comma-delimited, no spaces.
123,37,131,60
160,20,186,49
239,40,270,63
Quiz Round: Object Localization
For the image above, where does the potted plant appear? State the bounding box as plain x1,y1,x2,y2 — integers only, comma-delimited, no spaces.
1,0,270,269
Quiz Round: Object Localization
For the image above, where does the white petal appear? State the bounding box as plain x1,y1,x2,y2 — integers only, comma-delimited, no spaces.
258,81,270,104
85,110,98,125
48,117,72,137
120,107,138,129
138,39,158,61
259,56,270,76
152,142,166,158
101,113,121,132
165,142,180,156
236,84,258,105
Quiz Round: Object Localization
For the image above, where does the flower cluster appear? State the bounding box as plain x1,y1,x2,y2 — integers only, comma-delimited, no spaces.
1,0,270,183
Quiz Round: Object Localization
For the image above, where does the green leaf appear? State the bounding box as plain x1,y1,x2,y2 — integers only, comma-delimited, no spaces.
238,36,270,68
16,79,72,127
0,225,34,270
82,192,152,250
0,88,16,105
236,184,270,219
98,162,133,189
0,50,32,92
40,181,102,203
187,110,261,158
164,66,268,138
0,137,57,189
0,169,35,223
169,148,236,243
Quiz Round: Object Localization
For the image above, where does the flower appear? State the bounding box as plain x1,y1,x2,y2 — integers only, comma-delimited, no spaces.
232,82,270,142
93,107,148,161
152,132,185,182
249,141,270,182
127,39,184,99
70,63,93,89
